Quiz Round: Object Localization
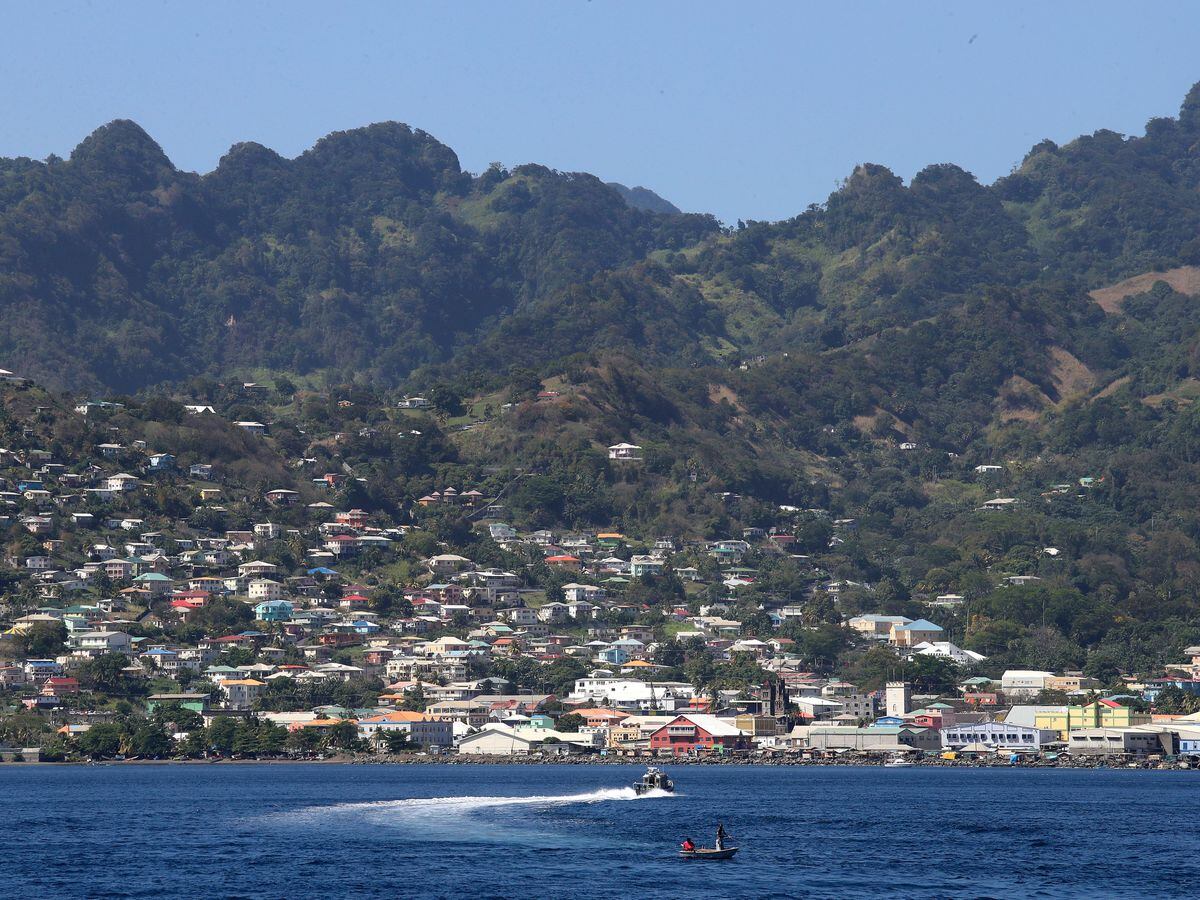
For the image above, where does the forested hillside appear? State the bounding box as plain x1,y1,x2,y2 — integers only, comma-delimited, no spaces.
0,120,715,392
5,83,1200,678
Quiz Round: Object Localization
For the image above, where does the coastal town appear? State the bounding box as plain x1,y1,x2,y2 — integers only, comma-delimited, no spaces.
2,370,1200,767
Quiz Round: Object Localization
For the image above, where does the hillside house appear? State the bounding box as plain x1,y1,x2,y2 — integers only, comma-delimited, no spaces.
105,473,140,492
889,619,944,648
607,443,643,461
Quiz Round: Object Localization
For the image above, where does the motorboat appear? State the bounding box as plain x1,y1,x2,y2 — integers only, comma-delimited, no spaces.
633,766,674,795
883,756,914,768
680,847,738,860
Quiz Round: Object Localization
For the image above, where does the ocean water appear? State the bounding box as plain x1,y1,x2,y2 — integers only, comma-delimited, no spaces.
2,763,1197,899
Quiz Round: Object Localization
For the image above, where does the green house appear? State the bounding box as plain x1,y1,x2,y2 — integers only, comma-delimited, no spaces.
146,692,209,714
596,533,626,550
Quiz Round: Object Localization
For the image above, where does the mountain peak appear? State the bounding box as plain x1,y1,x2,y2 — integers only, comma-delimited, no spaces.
69,119,173,187
299,121,467,197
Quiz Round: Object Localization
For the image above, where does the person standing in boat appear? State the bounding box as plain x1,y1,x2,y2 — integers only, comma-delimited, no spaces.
715,823,727,850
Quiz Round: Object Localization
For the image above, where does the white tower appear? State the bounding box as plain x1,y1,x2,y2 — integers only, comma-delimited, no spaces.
885,681,911,718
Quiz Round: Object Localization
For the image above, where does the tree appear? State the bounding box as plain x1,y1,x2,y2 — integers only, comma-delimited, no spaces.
400,684,427,712
189,597,253,635
554,713,585,732
843,645,903,692
39,737,70,762
965,619,1028,656
286,727,322,754
379,729,412,753
129,724,173,758
1153,685,1200,715
206,716,238,753
76,723,123,758
905,654,959,695
427,384,464,417
13,621,67,658
78,653,134,696
325,721,360,751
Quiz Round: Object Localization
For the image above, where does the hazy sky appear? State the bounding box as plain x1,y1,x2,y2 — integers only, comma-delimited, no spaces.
2,1,1198,222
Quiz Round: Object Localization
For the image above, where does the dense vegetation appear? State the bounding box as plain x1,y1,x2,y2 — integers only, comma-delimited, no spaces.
5,83,1200,681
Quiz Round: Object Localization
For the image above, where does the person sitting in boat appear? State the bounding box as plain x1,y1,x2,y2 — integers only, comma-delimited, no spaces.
681,838,696,852
715,823,727,850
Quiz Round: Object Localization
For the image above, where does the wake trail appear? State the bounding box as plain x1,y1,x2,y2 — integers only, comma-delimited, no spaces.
306,785,674,817
265,787,676,830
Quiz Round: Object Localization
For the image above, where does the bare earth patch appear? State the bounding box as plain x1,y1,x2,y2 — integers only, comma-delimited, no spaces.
1089,265,1200,314
707,383,745,411
1095,375,1131,399
996,375,1052,422
1048,347,1096,400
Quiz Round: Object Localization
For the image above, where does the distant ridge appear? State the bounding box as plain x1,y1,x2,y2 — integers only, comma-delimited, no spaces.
607,182,681,214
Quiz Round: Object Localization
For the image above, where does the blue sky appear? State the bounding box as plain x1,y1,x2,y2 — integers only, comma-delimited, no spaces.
2,1,1198,222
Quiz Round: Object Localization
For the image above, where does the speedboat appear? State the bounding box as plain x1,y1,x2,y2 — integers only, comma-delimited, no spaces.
634,766,674,795
680,847,738,860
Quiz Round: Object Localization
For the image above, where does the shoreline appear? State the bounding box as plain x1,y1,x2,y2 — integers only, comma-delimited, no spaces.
13,753,1193,770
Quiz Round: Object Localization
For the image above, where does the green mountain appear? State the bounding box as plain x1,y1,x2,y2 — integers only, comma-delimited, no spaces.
0,121,715,392
7,84,1200,679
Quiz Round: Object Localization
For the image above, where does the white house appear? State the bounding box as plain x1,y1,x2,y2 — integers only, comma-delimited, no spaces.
607,443,643,461
941,721,1058,752
629,555,665,578
72,630,133,657
911,641,987,666
456,722,600,755
426,554,474,575
1000,670,1055,698
220,679,266,709
562,583,605,603
105,473,140,493
248,579,283,602
238,560,278,579
979,497,1018,511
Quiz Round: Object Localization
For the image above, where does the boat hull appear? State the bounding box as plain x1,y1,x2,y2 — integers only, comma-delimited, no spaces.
680,848,738,860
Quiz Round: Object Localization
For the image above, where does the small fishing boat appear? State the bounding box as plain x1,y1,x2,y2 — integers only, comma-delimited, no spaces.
633,765,674,795
680,847,738,860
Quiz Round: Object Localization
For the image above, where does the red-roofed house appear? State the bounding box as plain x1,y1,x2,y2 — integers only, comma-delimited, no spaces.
545,555,582,571
41,677,79,696
648,714,747,755
339,594,370,611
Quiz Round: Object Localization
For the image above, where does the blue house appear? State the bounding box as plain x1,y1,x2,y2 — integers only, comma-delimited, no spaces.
147,453,176,471
598,646,630,665
254,600,294,622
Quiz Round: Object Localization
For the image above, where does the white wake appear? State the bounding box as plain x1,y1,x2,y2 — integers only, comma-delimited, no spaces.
309,784,673,819
270,787,676,830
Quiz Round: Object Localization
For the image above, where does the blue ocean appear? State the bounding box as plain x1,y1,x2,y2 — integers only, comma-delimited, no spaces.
3,763,1197,899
